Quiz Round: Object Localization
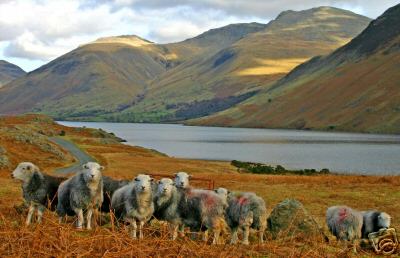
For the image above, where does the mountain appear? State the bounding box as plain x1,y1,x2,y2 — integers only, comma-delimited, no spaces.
0,24,265,118
98,7,371,122
190,4,400,134
0,60,26,88
0,7,370,122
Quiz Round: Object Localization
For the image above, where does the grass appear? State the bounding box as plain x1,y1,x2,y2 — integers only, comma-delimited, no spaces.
0,114,399,257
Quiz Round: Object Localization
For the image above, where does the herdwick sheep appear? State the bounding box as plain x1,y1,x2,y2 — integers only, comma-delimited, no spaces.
361,210,391,239
101,176,129,213
154,178,183,240
215,187,267,245
174,172,191,189
326,206,363,252
178,187,227,244
57,162,104,229
173,171,191,235
11,162,66,225
111,174,155,239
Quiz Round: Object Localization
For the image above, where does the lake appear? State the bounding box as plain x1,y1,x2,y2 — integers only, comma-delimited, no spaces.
59,122,400,175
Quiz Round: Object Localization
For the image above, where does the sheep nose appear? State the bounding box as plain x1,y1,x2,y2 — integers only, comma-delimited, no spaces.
141,186,145,190
91,174,95,178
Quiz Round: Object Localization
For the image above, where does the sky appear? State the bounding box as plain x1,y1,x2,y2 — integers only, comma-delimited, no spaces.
0,0,398,72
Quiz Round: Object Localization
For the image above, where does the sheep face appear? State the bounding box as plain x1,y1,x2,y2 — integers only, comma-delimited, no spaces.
157,178,174,196
82,162,103,182
11,162,39,182
134,174,153,193
215,187,229,201
174,172,190,189
378,212,391,228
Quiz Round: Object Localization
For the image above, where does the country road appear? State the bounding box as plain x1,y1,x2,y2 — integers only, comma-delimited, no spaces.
50,137,95,174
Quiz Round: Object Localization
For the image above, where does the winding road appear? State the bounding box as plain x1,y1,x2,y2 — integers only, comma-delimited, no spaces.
50,137,95,174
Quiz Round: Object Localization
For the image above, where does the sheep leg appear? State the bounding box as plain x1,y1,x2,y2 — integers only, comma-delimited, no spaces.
36,205,45,224
178,224,185,237
258,230,264,244
212,229,221,245
230,227,239,244
26,204,35,225
202,230,209,242
139,221,144,239
242,226,250,245
169,223,179,240
86,208,93,230
74,208,84,229
129,219,137,239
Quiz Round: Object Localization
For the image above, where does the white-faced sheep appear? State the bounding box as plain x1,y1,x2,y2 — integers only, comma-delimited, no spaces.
154,178,183,240
111,174,155,239
326,206,363,252
57,162,104,229
361,210,391,238
101,176,129,213
177,187,227,244
11,162,66,225
174,172,191,189
215,187,267,245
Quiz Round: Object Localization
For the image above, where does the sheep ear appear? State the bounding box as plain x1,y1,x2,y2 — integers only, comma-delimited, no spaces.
26,165,32,171
188,175,192,179
228,190,231,194
100,166,105,170
214,189,218,193
173,173,177,176
150,178,154,182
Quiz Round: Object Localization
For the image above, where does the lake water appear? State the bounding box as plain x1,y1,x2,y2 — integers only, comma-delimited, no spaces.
59,122,400,175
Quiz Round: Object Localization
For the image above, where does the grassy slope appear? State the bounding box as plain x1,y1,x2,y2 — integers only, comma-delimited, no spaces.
190,6,400,134
115,7,370,122
0,115,399,256
0,60,26,88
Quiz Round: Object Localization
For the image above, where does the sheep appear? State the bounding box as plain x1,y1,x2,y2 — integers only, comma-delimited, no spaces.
153,178,183,240
215,187,267,245
111,174,155,239
177,187,227,244
361,210,391,239
101,176,129,213
56,162,104,229
174,171,191,189
173,171,191,235
11,162,66,225
326,206,363,252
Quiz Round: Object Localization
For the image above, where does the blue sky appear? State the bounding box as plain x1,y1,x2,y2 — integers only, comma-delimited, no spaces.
0,0,398,72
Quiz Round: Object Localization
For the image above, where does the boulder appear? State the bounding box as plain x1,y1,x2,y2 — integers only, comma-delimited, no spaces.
267,199,327,240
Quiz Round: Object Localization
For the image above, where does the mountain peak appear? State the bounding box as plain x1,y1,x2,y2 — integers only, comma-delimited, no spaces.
86,35,153,48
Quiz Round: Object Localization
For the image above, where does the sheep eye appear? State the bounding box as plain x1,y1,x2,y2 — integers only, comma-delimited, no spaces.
134,178,139,181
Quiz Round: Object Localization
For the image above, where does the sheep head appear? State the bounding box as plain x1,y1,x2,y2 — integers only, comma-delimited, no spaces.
157,178,174,196
174,172,191,189
82,162,103,183
134,174,153,193
11,162,40,182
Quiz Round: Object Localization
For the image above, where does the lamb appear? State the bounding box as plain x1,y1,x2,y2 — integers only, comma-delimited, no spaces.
11,162,66,225
361,210,391,238
174,172,191,189
153,178,183,240
177,187,227,244
56,162,104,229
111,174,155,239
101,176,129,213
215,187,267,245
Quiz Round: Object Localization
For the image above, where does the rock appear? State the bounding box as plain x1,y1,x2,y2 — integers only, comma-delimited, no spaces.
267,199,327,240
0,145,9,168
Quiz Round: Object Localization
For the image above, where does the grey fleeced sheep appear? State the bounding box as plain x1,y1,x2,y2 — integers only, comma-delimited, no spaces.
178,187,227,244
361,210,391,239
111,174,155,239
11,162,66,225
101,176,129,213
57,162,104,229
215,187,267,245
154,178,183,240
326,205,363,252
